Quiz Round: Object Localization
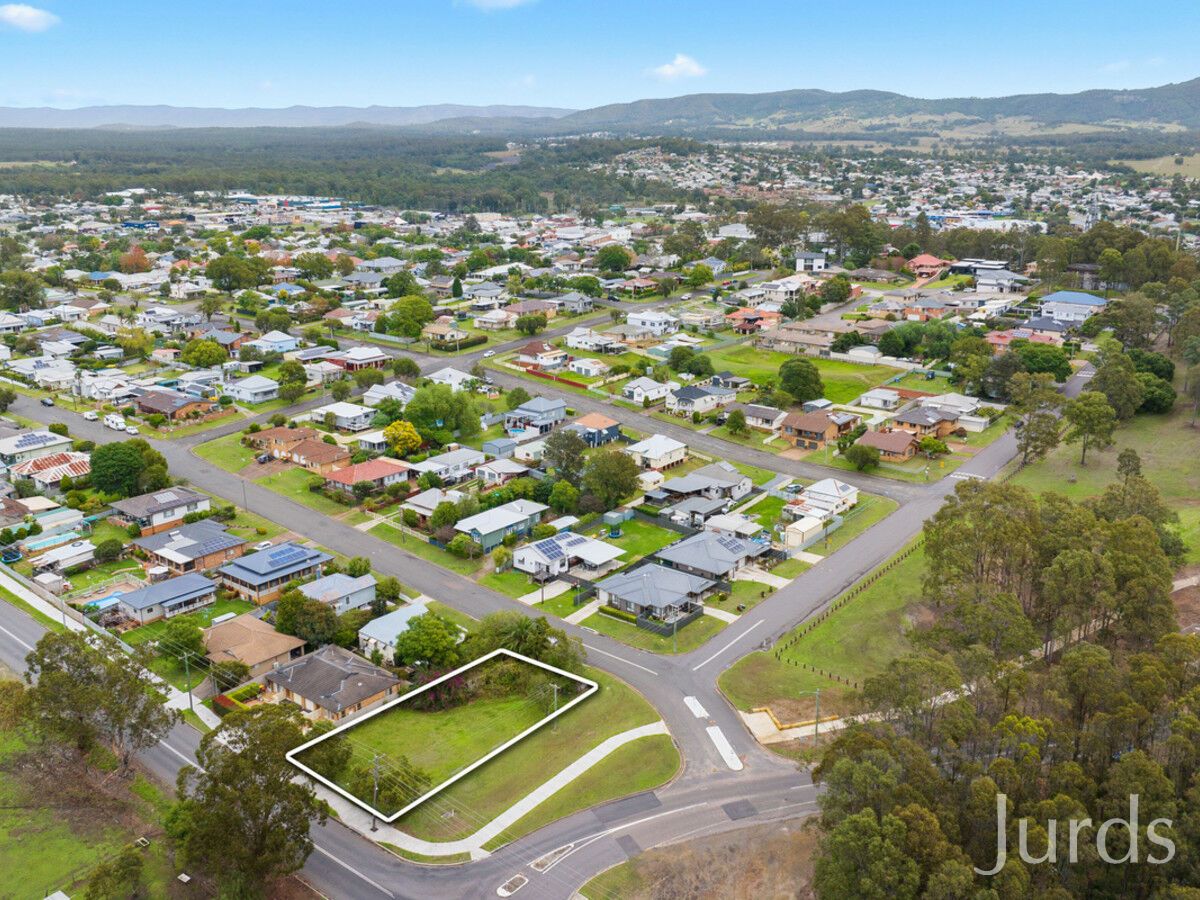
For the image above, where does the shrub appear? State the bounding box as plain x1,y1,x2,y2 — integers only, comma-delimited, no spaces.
94,539,123,563
598,605,639,624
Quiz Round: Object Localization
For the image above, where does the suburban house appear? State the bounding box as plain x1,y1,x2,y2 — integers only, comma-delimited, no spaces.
727,403,786,432
659,461,752,503
760,273,815,305
323,458,413,496
116,573,218,625
110,487,210,536
358,602,430,660
856,388,903,411
507,299,557,320
780,410,862,450
564,412,621,447
504,396,567,437
626,310,678,337
135,389,217,422
795,251,828,273
427,367,476,392
512,532,624,578
624,435,688,470
476,457,529,487
907,254,950,278
247,329,299,354
204,613,306,680
132,520,246,575
857,429,919,462
246,426,319,458
363,380,417,408
299,573,378,614
597,563,715,621
454,499,548,551
422,320,471,343
11,451,91,492
326,346,389,372
569,358,609,378
263,644,401,722
31,539,95,574
788,478,860,518
515,340,568,370
891,406,960,438
654,530,768,581
565,327,621,353
225,374,279,404
665,384,736,417
218,542,332,604
550,291,594,313
401,487,466,526
409,447,485,484
725,308,782,334
1039,290,1107,324
622,376,671,405
312,402,374,432
287,439,352,473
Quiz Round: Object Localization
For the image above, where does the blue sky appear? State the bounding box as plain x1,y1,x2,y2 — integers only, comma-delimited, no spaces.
2,0,1199,109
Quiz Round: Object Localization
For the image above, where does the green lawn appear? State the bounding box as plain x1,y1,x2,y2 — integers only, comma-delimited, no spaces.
818,494,899,555
122,597,256,648
772,557,811,579
483,733,678,851
0,731,139,896
921,274,974,290
194,431,256,472
704,344,899,404
0,583,67,633
392,668,667,843
478,569,536,599
581,608,727,654
1012,403,1200,561
155,409,244,440
719,541,925,719
747,495,785,530
371,522,484,575
588,518,680,564
892,372,954,394
820,449,960,483
66,558,144,593
254,466,350,516
534,591,585,620
722,579,775,614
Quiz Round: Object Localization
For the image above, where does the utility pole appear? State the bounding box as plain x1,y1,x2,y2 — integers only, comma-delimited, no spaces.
370,754,381,832
181,652,195,714
814,688,820,747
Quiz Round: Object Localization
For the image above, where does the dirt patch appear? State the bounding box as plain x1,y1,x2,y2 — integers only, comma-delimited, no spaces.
770,689,851,724
1174,585,1200,635
589,819,818,900
236,458,292,477
778,447,807,461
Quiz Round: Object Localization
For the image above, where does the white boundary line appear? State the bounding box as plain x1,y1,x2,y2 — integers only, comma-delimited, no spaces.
285,648,598,823
692,620,763,671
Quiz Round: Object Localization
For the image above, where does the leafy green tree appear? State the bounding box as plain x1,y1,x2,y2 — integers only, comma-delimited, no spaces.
595,245,632,273
505,386,531,410
725,408,748,436
543,429,588,486
685,263,713,288
0,270,45,310
1092,347,1144,420
160,615,205,658
778,357,824,403
843,443,880,471
294,252,333,280
90,441,150,497
404,384,481,444
206,254,269,292
548,480,579,514
514,313,548,335
392,355,421,379
1016,342,1071,381
181,338,227,368
1064,391,1117,465
170,705,326,898
581,450,640,510
393,611,462,669
83,846,144,900
197,293,226,321
814,809,921,900
1135,372,1176,414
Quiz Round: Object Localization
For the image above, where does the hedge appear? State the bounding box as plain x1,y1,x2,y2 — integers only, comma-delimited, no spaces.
429,334,487,352
598,605,639,624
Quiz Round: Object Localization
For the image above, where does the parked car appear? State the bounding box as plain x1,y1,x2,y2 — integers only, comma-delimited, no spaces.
483,349,496,358
103,414,125,430
255,454,270,464
125,425,139,435
254,540,273,551
39,397,54,407
82,410,99,421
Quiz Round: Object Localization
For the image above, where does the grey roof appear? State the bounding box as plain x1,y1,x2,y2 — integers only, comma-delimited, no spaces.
598,563,714,610
358,603,429,645
218,542,331,587
118,572,216,612
654,531,764,577
263,644,400,714
110,486,208,519
133,520,245,562
894,406,958,427
299,573,377,603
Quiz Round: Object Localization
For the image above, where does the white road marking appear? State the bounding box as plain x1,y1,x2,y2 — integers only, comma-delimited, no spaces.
683,696,709,718
0,621,34,652
691,620,763,671
161,741,202,770
584,643,658,675
706,725,744,771
313,845,396,898
533,802,708,873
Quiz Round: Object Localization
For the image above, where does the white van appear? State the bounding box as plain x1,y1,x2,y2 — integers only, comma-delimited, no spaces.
103,414,125,430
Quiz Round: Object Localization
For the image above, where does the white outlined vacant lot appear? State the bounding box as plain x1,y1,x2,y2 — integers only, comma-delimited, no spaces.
286,648,598,823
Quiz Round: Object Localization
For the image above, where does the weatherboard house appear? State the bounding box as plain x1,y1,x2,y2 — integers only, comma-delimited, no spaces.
218,542,332,604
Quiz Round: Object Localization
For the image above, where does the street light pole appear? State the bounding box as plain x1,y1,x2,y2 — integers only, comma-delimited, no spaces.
370,753,381,832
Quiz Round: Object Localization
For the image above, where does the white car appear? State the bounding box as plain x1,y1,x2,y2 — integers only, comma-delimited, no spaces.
82,410,99,421
483,349,496,358
125,425,139,435
254,540,273,551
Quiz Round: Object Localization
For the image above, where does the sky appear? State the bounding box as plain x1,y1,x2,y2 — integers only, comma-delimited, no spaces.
1,0,1199,110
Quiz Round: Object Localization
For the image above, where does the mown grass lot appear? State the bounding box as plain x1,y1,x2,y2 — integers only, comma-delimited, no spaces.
819,494,899,555
705,345,900,404
477,569,535,599
193,431,256,472
581,608,727,654
392,668,670,843
586,518,679,565
253,466,349,516
719,542,925,719
1012,402,1200,561
372,522,483,575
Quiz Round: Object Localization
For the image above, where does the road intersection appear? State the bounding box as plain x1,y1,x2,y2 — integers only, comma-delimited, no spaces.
0,322,1093,898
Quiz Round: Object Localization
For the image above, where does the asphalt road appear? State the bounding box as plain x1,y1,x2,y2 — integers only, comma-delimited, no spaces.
0,345,1094,898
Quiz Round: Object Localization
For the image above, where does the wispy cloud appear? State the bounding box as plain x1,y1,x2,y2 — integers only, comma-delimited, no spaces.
0,4,59,32
460,0,536,9
651,53,707,81
1100,59,1131,74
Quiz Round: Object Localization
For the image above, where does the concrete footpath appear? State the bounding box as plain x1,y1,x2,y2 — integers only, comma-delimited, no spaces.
319,721,670,859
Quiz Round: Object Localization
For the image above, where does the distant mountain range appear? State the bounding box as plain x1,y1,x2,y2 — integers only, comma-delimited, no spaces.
0,103,575,129
5,78,1200,136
